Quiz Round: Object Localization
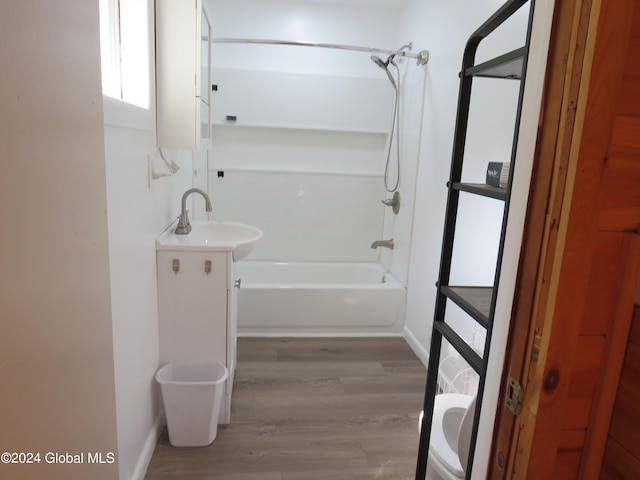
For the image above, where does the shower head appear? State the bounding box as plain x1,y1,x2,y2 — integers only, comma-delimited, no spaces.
371,54,397,90
371,54,388,69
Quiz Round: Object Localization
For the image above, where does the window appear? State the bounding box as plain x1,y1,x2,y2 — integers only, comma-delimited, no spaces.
99,0,150,109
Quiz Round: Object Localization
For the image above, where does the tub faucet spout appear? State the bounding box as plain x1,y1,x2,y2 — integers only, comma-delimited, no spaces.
175,188,213,234
371,239,394,250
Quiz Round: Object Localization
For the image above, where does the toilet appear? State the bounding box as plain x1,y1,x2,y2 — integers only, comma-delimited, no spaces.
423,393,476,480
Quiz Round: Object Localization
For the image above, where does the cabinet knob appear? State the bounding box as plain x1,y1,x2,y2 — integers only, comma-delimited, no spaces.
234,279,242,288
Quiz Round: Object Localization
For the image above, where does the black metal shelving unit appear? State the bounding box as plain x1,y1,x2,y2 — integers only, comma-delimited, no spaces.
415,1,535,479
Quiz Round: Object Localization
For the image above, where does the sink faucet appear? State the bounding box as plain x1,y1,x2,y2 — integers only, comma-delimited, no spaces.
371,239,394,250
175,188,212,234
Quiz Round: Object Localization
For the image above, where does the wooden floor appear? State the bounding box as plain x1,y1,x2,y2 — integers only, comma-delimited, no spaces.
145,337,426,479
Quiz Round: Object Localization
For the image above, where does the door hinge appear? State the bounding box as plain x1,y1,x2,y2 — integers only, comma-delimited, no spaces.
505,375,523,415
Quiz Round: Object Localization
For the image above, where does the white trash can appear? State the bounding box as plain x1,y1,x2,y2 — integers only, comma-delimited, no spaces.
156,362,229,447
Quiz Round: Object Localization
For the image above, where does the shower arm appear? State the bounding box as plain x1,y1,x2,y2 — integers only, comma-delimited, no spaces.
211,37,429,66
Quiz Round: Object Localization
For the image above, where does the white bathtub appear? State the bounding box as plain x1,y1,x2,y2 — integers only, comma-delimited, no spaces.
235,261,407,336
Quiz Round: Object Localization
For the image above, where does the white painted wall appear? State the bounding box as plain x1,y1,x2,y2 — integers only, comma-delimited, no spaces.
1,1,195,479
103,2,194,479
0,2,118,479
401,0,528,361
104,112,193,478
208,0,401,76
400,0,552,478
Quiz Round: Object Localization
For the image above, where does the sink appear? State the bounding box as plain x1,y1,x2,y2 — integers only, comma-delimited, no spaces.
157,221,263,260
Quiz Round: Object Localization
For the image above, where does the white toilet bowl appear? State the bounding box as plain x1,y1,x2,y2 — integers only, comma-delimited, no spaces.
424,393,476,480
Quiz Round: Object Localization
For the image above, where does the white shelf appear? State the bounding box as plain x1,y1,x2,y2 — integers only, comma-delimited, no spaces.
211,68,393,134
212,121,388,135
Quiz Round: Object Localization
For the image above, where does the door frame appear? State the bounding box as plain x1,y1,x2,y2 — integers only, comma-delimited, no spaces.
489,0,638,477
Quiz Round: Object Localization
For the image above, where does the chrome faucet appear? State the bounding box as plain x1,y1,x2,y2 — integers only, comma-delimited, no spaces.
175,188,212,234
371,239,394,250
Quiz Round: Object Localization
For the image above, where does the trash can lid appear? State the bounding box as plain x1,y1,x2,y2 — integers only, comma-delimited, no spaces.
156,362,228,385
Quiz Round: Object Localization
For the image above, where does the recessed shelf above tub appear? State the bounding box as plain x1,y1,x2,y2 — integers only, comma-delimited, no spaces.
211,68,393,133
212,121,389,135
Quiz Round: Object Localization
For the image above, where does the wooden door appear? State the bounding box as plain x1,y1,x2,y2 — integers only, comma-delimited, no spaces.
489,0,640,478
576,233,640,478
600,303,640,478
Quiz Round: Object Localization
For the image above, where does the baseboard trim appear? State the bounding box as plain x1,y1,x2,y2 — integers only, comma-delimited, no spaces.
403,325,429,368
131,413,163,480
237,330,404,338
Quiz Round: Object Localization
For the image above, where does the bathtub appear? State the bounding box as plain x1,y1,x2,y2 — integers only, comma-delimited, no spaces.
235,261,407,336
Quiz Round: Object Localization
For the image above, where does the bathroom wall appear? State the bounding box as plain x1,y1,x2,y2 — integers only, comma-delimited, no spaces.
379,52,428,282
201,0,419,276
103,2,194,479
208,0,400,76
400,0,551,477
104,111,193,478
0,2,119,479
401,0,528,360
1,1,195,479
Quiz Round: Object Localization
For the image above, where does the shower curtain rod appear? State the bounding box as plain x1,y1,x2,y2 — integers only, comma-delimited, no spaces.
211,37,429,65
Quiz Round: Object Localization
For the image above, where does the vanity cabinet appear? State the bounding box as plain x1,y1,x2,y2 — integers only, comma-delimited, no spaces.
156,250,237,424
155,0,212,149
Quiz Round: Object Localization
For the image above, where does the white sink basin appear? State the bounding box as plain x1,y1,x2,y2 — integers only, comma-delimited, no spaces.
157,221,263,260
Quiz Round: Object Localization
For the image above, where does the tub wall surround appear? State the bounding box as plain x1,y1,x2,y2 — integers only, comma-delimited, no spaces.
200,0,424,291
200,73,396,266
205,170,384,262
210,68,393,132
201,0,523,345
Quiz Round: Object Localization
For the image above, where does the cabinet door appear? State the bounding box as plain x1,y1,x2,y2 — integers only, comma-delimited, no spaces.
155,0,212,148
199,6,212,141
157,251,228,365
227,260,238,379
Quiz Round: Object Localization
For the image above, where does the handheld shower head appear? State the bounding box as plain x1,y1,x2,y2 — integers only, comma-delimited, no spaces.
371,54,388,69
371,54,397,90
